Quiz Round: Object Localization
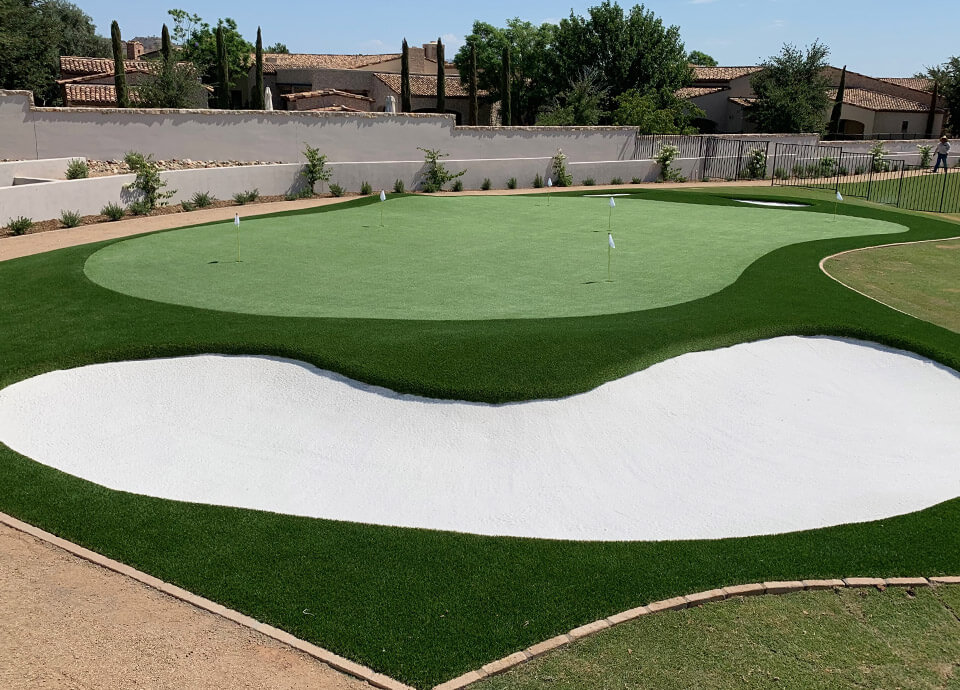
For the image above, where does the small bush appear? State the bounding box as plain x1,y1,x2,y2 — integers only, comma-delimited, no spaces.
6,216,32,235
854,165,866,175
329,183,345,197
302,144,332,193
101,202,125,221
246,188,259,202
631,176,642,184
869,142,889,172
285,188,314,201
181,201,195,212
452,179,463,192
123,151,174,210
393,178,405,194
610,176,623,185
582,177,595,186
233,189,259,205
128,200,152,216
360,181,373,195
742,148,767,180
533,173,544,188
507,177,517,189
419,147,465,192
233,192,249,205
552,148,573,187
917,144,933,168
774,167,788,180
481,178,491,190
65,158,88,180
60,209,82,227
654,144,685,182
191,191,214,208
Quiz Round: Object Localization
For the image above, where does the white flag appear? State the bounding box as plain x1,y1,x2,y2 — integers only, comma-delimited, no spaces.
547,177,553,188
234,213,240,227
609,196,616,208
608,233,615,249
380,190,386,201
836,190,843,202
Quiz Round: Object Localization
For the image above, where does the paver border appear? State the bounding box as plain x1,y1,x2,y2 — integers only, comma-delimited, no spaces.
0,511,415,690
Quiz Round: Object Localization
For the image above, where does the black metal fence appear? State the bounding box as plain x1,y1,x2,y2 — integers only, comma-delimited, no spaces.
634,134,703,160
701,137,770,181
772,142,960,213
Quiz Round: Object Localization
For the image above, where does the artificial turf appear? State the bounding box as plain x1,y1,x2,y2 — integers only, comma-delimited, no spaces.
2,187,960,687
837,168,960,213
83,195,905,320
823,237,960,334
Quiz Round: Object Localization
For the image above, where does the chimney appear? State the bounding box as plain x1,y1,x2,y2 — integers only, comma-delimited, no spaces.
125,41,144,60
423,42,437,61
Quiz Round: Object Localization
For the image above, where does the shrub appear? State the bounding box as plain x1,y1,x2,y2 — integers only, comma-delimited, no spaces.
742,148,767,180
285,188,314,201
581,177,596,186
329,183,345,197
869,142,889,172
917,144,933,168
245,188,259,202
6,216,32,235
101,202,125,221
654,144,685,182
816,156,839,177
774,167,788,180
180,200,195,212
533,173,544,188
360,181,373,195
65,158,89,180
123,151,174,210
191,191,214,208
452,179,463,192
232,190,258,205
302,144,332,193
481,178,491,191
506,177,517,189
393,178,405,194
127,200,152,216
551,148,572,186
631,176,642,184
418,147,465,192
854,165,866,175
610,176,623,185
59,210,82,228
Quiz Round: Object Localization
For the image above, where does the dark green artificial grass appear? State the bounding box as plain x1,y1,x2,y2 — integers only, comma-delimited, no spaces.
837,168,960,213
83,195,904,320
2,188,960,687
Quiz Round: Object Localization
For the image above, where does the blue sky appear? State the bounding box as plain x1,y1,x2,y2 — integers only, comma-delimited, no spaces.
79,0,954,76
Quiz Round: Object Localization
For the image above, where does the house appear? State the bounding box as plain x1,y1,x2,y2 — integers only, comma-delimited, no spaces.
248,42,492,124
58,56,209,108
679,65,945,137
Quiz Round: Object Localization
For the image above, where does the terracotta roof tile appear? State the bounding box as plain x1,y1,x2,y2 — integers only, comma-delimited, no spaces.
374,72,474,97
281,89,374,102
878,77,935,93
310,105,365,112
57,68,152,85
828,87,935,112
63,83,142,106
60,56,154,76
693,66,763,82
260,53,401,74
675,86,726,98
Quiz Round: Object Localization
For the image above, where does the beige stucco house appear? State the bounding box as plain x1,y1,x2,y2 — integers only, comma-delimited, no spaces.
57,56,210,108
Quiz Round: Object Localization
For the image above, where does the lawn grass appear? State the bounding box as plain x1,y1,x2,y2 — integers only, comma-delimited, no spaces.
475,585,960,690
823,238,960,334
2,187,960,687
83,195,904,320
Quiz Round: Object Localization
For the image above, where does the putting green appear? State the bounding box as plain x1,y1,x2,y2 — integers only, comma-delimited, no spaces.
83,196,905,320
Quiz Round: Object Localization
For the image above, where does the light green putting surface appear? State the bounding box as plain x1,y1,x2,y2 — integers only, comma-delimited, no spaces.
83,196,905,320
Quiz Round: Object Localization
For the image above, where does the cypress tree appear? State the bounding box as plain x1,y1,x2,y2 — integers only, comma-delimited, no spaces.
111,21,128,108
501,45,511,126
468,42,478,126
436,37,445,114
216,26,230,109
828,65,846,137
400,39,411,112
253,27,265,110
161,24,171,62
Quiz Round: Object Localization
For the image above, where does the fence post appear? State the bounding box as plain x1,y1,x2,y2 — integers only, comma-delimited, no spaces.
770,143,779,187
939,169,948,213
735,141,743,180
895,162,905,208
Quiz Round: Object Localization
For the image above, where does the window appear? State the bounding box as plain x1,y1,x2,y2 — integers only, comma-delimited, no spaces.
901,120,909,132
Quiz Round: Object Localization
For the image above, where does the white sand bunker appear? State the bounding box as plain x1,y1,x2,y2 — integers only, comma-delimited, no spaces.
735,199,810,207
1,337,958,542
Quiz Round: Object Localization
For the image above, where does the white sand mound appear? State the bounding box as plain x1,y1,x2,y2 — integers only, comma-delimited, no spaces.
735,199,810,207
1,337,958,541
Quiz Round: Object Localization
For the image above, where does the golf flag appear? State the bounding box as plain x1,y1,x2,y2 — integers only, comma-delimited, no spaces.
836,190,843,202
609,196,616,208
234,213,240,227
380,190,386,201
547,177,553,188
608,232,615,249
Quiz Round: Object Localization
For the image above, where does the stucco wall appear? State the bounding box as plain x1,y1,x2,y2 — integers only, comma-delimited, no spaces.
0,157,78,186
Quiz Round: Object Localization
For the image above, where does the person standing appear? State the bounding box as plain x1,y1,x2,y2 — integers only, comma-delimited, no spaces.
933,136,951,172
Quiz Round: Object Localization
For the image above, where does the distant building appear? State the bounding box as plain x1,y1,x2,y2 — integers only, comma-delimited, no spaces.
57,56,209,108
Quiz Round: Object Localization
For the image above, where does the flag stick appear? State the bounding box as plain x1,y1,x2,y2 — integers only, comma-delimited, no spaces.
607,243,611,281
608,205,612,231
380,205,384,227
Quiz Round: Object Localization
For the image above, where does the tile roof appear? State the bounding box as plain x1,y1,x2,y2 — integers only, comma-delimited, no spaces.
692,66,763,82
374,72,473,97
260,53,401,74
281,89,374,102
60,56,154,76
63,83,142,106
57,68,153,85
728,88,938,113
675,86,726,99
878,77,935,93
310,105,365,112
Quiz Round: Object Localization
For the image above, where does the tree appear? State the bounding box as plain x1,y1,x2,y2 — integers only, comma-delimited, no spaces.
137,30,201,109
501,45,511,125
265,42,288,54
828,65,846,137
687,50,717,66
400,38,411,112
0,0,110,105
251,26,264,109
436,37,445,113
537,69,607,125
468,42,478,125
215,25,230,108
168,10,251,97
919,57,960,135
749,41,831,134
111,20,128,108
161,23,172,61
611,88,704,133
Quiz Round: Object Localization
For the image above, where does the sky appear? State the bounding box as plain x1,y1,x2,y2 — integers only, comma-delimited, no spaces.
78,0,956,77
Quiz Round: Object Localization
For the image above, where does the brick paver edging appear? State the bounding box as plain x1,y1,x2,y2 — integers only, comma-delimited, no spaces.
0,511,415,690
432,574,960,690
